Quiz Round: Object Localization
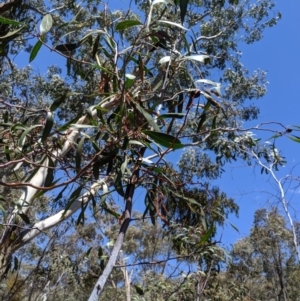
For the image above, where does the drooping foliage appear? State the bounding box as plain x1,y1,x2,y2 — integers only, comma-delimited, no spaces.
0,0,289,298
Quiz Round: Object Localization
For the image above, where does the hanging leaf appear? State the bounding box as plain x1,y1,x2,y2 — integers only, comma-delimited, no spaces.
116,20,142,31
143,130,184,149
18,213,30,224
62,185,83,217
177,92,184,113
134,285,144,296
0,16,24,26
41,112,54,144
53,185,69,203
40,14,53,35
196,112,207,133
44,157,55,187
76,136,85,172
182,54,210,63
5,146,10,162
50,94,68,111
179,0,189,24
18,124,41,148
93,159,101,180
29,39,43,63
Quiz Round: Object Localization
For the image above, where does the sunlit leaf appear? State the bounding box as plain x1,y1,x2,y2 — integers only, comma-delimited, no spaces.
159,56,171,64
143,130,184,149
157,20,188,31
40,14,53,35
152,0,174,5
182,54,210,63
116,20,142,31
125,73,136,89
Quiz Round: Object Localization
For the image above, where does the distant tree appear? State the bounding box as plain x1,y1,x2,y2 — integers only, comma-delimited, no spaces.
0,0,288,298
220,208,300,301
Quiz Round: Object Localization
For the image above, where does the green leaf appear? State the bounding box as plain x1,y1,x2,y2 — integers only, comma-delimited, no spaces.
159,113,185,119
134,285,144,296
134,103,161,132
55,43,81,52
199,227,214,245
44,157,55,187
18,125,41,148
41,112,54,144
177,92,184,113
40,14,53,35
180,0,189,24
289,135,300,143
53,185,69,203
196,112,207,133
115,20,142,31
172,191,200,206
18,213,30,224
143,130,184,149
5,146,10,162
62,185,83,216
76,136,85,171
0,16,24,26
114,157,128,198
229,222,239,233
0,25,26,40
50,94,68,111
125,73,136,89
29,39,43,63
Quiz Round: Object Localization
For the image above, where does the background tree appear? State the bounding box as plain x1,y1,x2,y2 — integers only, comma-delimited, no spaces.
0,0,289,298
218,208,300,301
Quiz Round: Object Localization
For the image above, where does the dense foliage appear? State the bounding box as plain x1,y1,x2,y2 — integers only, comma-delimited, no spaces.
0,0,292,299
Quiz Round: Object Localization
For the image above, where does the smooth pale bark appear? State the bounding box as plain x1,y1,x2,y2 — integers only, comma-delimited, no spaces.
0,97,118,277
88,149,145,301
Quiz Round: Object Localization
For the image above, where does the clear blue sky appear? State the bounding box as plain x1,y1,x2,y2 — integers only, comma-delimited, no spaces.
17,0,300,246
219,0,300,244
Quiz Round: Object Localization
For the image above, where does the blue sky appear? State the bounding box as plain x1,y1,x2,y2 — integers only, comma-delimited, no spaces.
218,0,300,244
17,0,300,246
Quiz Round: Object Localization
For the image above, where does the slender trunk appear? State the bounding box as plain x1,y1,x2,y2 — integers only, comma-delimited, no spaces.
88,147,146,301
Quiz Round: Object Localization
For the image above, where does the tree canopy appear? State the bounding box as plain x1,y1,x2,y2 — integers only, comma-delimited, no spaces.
0,0,295,299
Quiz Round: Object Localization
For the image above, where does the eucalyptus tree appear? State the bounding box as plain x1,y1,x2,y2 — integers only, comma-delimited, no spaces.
0,0,288,298
222,208,300,301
